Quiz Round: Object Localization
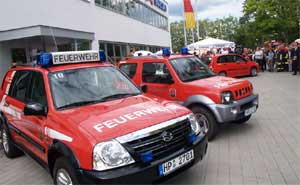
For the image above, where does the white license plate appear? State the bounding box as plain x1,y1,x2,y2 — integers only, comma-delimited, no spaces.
159,150,194,176
245,106,257,116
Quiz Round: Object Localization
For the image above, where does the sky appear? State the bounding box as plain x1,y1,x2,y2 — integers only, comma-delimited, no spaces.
167,0,245,22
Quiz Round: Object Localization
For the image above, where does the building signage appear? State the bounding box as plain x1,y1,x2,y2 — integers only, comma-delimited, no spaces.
52,51,100,65
154,0,167,12
147,0,167,12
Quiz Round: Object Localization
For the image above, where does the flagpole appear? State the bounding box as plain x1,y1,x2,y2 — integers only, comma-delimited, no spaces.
182,0,187,46
195,0,200,41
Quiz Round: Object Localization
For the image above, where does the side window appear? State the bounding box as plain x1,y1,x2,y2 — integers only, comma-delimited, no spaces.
235,56,246,62
217,56,228,63
142,62,172,84
119,63,137,79
29,72,47,107
9,71,32,102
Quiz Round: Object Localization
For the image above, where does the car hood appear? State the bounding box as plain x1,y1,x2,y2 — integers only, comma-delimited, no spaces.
58,95,190,143
187,76,246,90
185,76,252,101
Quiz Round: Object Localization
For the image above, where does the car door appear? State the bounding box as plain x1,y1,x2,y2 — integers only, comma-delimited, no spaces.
21,71,48,160
234,55,249,76
5,70,34,149
119,63,139,84
142,62,178,101
216,56,234,76
6,70,47,160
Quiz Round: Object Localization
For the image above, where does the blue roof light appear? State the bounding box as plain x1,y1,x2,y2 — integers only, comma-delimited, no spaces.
37,53,53,67
99,50,106,62
181,48,189,55
162,48,171,57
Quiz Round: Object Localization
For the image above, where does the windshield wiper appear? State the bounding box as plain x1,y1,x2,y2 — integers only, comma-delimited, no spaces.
101,93,140,101
57,100,105,110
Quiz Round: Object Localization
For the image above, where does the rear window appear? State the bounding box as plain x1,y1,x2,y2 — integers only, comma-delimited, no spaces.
119,63,137,79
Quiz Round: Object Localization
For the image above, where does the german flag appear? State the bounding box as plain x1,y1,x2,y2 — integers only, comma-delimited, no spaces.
183,0,196,29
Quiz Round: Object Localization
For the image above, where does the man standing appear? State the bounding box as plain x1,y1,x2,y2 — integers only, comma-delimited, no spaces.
254,47,264,72
291,42,300,75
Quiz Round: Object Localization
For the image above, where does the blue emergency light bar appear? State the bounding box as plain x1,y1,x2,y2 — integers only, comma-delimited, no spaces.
181,48,189,55
37,50,107,67
162,48,171,57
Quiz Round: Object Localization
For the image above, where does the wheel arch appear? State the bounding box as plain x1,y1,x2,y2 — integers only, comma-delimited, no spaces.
48,140,81,177
183,95,217,116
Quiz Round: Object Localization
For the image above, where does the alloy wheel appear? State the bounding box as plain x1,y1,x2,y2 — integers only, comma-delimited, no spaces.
56,169,73,185
195,113,209,133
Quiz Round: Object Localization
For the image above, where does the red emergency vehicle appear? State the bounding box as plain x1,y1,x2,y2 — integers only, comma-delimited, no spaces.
0,51,208,184
118,49,259,140
209,54,259,77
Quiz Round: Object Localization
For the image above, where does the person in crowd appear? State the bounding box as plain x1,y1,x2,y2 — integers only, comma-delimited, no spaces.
291,42,300,75
267,48,275,72
254,47,264,72
127,48,135,59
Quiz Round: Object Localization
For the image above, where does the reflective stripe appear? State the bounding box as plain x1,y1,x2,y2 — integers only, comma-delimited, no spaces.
45,127,73,142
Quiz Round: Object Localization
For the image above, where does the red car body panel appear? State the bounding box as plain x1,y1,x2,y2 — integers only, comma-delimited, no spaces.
209,54,259,77
118,56,253,104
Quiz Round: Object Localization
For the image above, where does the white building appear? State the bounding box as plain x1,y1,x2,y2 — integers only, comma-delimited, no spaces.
0,0,170,80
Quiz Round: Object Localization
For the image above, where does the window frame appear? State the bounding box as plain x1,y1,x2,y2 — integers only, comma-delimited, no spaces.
142,62,173,84
27,71,48,107
119,63,138,79
8,70,34,103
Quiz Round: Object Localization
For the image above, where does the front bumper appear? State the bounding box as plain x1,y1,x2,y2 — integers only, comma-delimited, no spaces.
76,134,208,184
209,94,259,123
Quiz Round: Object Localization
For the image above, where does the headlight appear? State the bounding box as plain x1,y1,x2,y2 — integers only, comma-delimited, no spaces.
188,114,202,135
221,91,233,104
93,140,135,171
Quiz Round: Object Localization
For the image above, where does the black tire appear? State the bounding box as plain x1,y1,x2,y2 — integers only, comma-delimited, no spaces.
219,71,227,76
53,157,80,185
250,67,257,77
1,124,23,158
191,106,219,141
235,115,251,124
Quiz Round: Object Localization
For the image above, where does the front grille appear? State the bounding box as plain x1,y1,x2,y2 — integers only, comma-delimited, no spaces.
124,119,191,161
234,85,252,99
241,101,254,111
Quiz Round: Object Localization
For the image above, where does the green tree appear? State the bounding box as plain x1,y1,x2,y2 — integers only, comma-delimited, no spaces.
235,0,300,48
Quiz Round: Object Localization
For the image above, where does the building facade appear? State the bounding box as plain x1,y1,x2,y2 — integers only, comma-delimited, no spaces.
0,0,170,80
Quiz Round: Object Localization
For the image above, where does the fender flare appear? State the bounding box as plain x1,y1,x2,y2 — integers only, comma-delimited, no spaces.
48,140,81,176
183,95,222,122
183,95,216,108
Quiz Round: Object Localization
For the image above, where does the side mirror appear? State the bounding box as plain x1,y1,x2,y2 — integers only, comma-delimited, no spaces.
140,84,148,93
24,103,47,116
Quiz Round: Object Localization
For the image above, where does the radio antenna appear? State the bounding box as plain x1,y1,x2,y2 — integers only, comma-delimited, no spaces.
49,26,58,51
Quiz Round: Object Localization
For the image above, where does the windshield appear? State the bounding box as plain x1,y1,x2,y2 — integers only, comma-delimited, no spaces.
49,66,141,110
170,57,215,82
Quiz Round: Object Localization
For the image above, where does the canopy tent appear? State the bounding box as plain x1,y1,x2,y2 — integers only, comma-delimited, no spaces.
187,38,235,50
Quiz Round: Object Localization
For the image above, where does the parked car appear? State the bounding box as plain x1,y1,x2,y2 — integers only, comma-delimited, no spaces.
118,49,259,140
0,51,208,184
209,54,259,77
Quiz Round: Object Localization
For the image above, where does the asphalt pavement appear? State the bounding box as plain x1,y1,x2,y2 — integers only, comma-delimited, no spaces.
0,72,299,185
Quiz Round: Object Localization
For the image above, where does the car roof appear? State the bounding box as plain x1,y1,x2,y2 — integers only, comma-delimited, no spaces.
122,54,195,63
9,62,114,73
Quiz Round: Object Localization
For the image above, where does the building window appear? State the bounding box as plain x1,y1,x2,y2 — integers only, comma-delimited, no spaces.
95,0,168,31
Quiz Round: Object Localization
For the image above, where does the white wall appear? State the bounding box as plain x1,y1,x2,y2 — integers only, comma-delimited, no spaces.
0,0,171,48
0,43,12,81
